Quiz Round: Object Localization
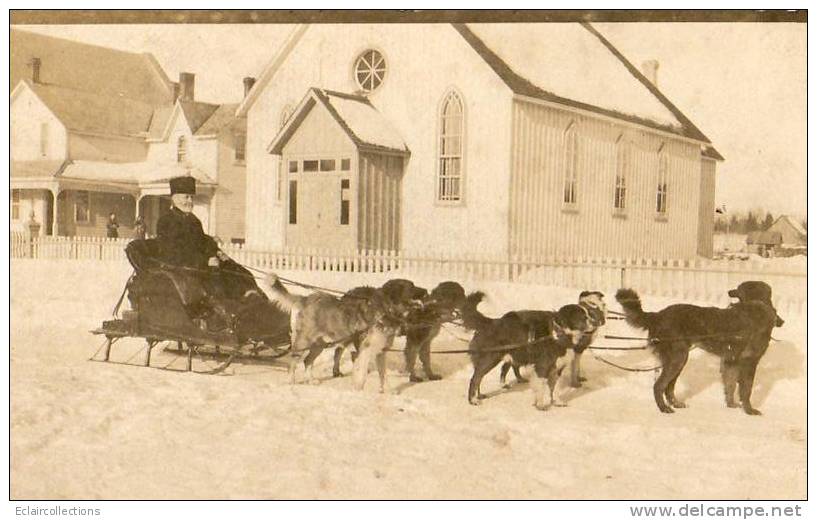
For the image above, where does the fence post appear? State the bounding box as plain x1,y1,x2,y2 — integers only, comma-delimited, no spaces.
26,211,41,258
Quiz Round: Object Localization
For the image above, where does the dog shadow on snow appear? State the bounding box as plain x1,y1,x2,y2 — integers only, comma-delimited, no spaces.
675,338,804,407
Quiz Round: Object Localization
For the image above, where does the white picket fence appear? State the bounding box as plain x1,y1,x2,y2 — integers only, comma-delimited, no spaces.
10,232,807,314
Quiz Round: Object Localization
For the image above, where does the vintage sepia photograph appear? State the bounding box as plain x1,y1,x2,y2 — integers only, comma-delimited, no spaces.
8,9,807,504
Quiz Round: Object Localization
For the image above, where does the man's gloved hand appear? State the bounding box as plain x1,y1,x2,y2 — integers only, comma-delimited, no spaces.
208,256,220,268
216,251,230,262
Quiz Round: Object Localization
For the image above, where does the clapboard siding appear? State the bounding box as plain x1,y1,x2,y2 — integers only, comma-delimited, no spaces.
509,99,703,260
359,152,402,251
697,158,717,257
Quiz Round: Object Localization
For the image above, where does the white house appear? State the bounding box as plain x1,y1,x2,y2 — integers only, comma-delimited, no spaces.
10,29,249,243
238,23,723,260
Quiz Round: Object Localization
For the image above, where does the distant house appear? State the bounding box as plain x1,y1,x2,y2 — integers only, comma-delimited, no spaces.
10,29,248,242
766,215,807,247
746,231,783,257
239,23,723,259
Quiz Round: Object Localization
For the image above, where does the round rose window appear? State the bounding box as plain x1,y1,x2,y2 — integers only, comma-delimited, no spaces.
354,49,386,93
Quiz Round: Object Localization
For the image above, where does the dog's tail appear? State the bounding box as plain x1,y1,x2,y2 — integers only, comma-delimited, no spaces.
263,272,302,313
615,288,653,330
459,291,493,330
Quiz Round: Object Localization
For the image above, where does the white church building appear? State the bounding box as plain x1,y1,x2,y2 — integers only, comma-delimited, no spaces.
238,23,722,260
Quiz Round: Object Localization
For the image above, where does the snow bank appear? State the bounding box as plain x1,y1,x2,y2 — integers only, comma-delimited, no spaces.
10,259,806,499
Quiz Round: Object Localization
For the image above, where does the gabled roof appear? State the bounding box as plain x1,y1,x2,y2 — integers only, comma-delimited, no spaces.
146,105,175,140
194,103,245,136
11,28,174,105
15,79,156,138
240,23,720,159
268,88,409,155
179,101,220,134
454,23,717,151
770,215,807,237
147,101,245,141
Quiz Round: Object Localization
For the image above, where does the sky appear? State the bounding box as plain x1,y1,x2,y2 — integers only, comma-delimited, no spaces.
16,22,807,218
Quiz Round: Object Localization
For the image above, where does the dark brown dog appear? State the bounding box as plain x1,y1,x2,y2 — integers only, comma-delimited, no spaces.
728,281,784,327
402,281,467,381
616,288,777,415
461,292,593,410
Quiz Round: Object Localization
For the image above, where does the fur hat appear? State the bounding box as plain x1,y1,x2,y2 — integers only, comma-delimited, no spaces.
169,176,196,195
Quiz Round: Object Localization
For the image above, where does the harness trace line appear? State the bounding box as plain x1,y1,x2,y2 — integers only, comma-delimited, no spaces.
589,350,662,373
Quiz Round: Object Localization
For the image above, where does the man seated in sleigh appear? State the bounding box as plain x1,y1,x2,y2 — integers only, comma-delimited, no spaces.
126,176,264,334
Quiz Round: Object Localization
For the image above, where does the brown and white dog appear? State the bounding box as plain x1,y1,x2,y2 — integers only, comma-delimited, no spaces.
461,292,595,410
570,291,607,387
498,290,606,389
264,273,401,392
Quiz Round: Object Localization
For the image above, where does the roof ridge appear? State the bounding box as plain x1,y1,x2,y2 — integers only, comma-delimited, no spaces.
11,28,150,60
579,22,711,145
452,22,721,157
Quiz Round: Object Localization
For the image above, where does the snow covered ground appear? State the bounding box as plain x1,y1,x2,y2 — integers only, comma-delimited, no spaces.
10,259,806,499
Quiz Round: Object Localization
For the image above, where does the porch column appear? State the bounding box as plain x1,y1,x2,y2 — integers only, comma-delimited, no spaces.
50,187,60,237
136,194,144,218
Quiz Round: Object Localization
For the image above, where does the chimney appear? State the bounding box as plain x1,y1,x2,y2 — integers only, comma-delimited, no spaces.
243,77,256,98
31,57,41,83
641,60,659,87
178,72,195,101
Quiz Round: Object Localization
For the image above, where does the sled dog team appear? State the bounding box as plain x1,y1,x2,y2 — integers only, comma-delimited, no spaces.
265,274,783,416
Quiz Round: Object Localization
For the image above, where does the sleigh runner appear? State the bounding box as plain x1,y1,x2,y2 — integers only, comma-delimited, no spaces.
91,240,293,374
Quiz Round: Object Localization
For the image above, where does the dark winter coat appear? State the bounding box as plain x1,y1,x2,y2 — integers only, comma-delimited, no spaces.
156,206,218,269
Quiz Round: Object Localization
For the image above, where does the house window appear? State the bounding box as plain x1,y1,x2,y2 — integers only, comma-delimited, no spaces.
341,158,351,171
234,133,246,163
437,90,464,202
40,123,49,157
354,49,387,93
340,179,350,225
614,140,628,211
303,160,319,172
289,180,298,224
11,190,20,220
74,191,90,223
176,136,187,163
320,159,336,172
656,149,669,215
563,124,579,206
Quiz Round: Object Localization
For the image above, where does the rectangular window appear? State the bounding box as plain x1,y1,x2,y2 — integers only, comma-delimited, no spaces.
289,180,298,224
614,142,627,211
656,153,669,214
340,179,350,225
614,176,626,210
341,158,351,171
234,133,246,162
563,129,578,206
288,160,299,173
40,122,49,157
303,160,319,172
438,157,461,201
320,159,336,172
437,92,464,202
74,191,90,223
11,190,20,220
